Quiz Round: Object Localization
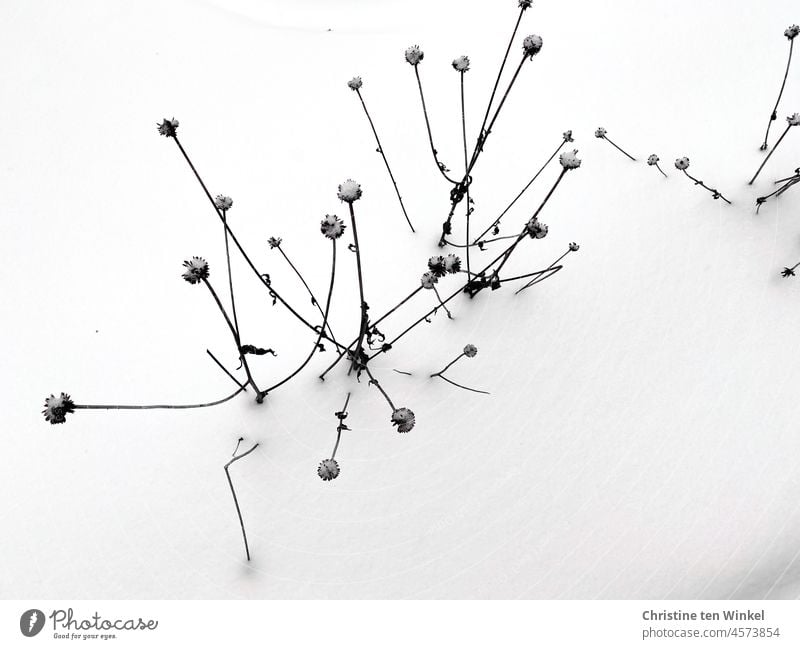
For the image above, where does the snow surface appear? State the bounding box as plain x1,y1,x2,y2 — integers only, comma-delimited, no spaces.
2,0,800,599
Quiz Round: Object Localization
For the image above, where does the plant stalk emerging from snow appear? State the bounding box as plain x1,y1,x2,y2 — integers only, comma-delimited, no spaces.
674,157,732,204
430,345,489,394
225,438,259,561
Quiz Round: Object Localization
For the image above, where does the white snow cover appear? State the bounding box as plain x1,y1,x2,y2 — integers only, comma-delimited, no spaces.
2,0,800,599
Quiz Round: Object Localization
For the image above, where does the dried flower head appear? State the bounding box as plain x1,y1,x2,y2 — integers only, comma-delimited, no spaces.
157,117,179,137
405,45,424,66
464,344,478,358
214,194,233,211
526,217,549,239
347,76,363,91
522,34,543,58
320,214,346,239
785,25,800,40
428,255,447,277
267,237,282,249
42,392,75,425
787,113,800,126
782,267,796,277
182,257,209,284
420,271,438,289
594,127,607,138
444,254,462,274
559,149,582,170
317,458,340,481
391,407,416,433
452,55,470,72
563,130,574,142
647,154,659,166
519,0,533,8
569,242,580,252
674,157,690,170
337,179,362,203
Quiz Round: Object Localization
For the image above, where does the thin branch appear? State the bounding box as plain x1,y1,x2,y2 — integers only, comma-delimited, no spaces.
224,441,259,561
355,88,415,232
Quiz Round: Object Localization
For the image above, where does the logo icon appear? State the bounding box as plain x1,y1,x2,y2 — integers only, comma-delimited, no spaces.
20,609,45,637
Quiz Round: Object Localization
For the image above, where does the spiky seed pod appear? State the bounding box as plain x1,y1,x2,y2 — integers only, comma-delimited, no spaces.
337,179,362,203
182,257,209,284
320,214,346,239
391,407,416,433
42,392,75,425
317,458,340,481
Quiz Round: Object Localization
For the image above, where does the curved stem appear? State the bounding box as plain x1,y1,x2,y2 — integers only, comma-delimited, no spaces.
436,375,490,395
224,442,259,561
414,66,460,185
364,366,396,411
432,285,453,319
655,163,668,178
262,240,337,395
73,387,245,411
355,89,415,232
761,39,794,150
682,170,732,204
750,125,792,184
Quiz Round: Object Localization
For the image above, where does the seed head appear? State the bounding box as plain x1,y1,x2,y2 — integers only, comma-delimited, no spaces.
526,217,548,239
420,271,438,289
391,407,416,433
157,117,179,137
182,257,209,284
787,113,800,126
563,130,574,142
647,154,659,166
42,392,76,425
522,34,543,58
267,237,282,249
463,344,478,358
594,127,607,138
347,76,363,91
428,255,447,278
337,179,362,203
559,149,582,170
452,55,470,72
317,458,340,481
405,45,424,66
785,25,800,40
674,157,690,170
320,214,346,239
214,194,233,211
444,254,462,274
569,242,580,252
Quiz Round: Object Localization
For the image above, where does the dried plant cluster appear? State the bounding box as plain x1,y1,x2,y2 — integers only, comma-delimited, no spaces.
42,0,586,560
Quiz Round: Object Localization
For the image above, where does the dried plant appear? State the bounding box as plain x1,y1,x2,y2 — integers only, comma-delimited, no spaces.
41,1,583,560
